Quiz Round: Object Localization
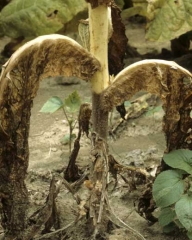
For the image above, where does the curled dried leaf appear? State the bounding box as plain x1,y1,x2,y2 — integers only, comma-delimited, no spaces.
0,34,100,85
78,103,92,136
101,59,192,150
101,59,192,111
0,34,100,177
108,2,128,76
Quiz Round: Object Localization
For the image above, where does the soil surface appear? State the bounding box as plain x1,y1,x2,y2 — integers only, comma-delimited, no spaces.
0,20,190,240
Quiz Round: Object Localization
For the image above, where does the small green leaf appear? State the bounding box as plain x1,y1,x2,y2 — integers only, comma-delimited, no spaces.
174,219,185,228
163,149,192,174
40,96,64,113
175,195,192,231
64,91,81,113
152,170,184,208
159,207,176,227
124,101,131,107
145,106,163,116
163,222,177,233
60,133,76,145
187,231,192,240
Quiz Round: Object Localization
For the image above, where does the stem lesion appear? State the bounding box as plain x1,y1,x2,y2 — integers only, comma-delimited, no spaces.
88,3,111,139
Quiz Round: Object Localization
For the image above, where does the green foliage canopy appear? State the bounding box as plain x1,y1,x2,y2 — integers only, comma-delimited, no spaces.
1,0,192,42
0,0,87,38
122,0,192,42
146,0,192,41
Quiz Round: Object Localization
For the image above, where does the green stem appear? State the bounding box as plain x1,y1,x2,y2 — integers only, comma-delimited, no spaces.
62,106,70,124
62,107,72,154
69,121,73,154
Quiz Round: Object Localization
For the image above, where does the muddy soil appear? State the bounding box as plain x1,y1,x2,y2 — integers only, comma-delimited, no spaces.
0,21,189,240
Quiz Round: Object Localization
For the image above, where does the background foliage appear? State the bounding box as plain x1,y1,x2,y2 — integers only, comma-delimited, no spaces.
1,0,192,42
0,0,87,38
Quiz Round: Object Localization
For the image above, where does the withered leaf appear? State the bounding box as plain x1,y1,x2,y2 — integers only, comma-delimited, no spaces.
78,103,92,136
0,34,100,176
108,1,128,76
101,59,192,150
116,103,126,119
108,2,128,119
0,34,100,85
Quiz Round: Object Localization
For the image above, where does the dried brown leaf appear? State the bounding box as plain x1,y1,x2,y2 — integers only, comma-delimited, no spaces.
0,33,100,141
0,34,100,86
108,1,128,75
101,59,192,150
78,103,92,136
0,34,100,178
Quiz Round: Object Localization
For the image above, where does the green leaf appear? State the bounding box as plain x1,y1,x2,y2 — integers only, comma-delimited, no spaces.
114,0,124,9
163,222,177,233
145,106,163,116
64,91,81,113
146,0,192,42
60,133,76,145
159,207,176,227
121,3,147,19
174,219,185,229
152,170,184,208
187,231,192,240
0,0,87,38
40,96,63,113
124,101,131,107
163,149,192,174
175,195,192,231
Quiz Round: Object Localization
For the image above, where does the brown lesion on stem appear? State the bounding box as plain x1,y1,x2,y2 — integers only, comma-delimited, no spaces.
86,133,146,239
92,92,109,140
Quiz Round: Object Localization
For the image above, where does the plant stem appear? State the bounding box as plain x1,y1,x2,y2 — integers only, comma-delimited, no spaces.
69,122,73,154
62,106,70,124
62,107,72,153
89,4,110,92
92,92,109,139
88,3,110,139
